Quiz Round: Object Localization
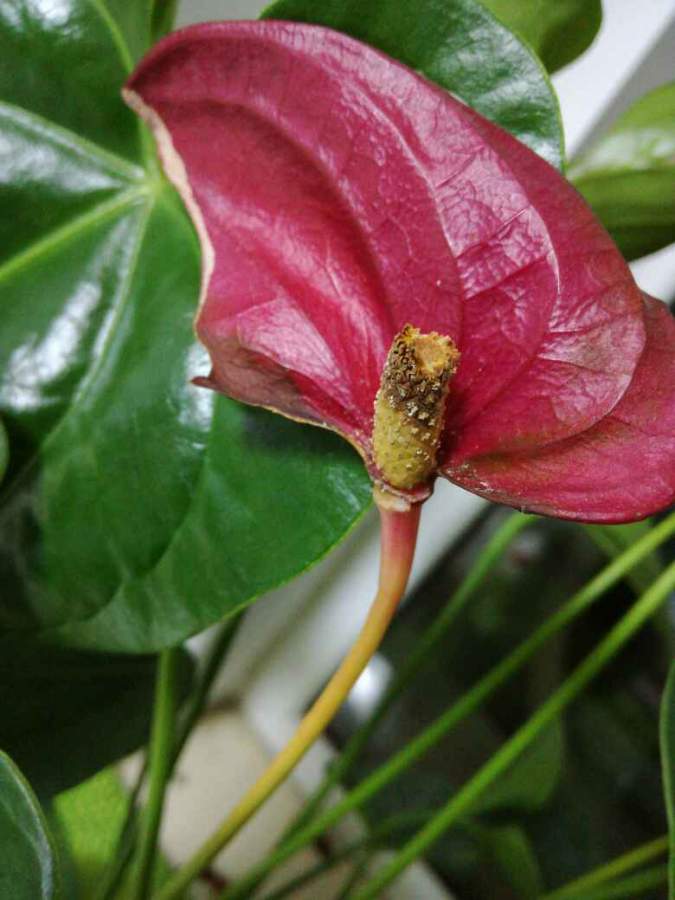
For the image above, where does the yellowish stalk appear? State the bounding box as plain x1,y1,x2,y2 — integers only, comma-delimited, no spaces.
155,490,421,900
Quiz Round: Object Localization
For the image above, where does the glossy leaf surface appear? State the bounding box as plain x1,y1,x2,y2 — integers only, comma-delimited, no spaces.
263,0,564,168
0,0,371,649
0,752,60,900
129,21,675,522
53,769,174,898
481,0,602,73
0,640,193,798
661,662,675,898
570,83,675,261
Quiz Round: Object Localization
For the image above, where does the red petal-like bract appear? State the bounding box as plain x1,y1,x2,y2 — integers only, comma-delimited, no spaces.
126,21,675,522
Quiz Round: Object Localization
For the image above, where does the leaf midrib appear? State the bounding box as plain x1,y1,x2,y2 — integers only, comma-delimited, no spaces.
0,187,151,288
84,0,135,74
79,0,159,175
0,191,156,511
0,100,144,182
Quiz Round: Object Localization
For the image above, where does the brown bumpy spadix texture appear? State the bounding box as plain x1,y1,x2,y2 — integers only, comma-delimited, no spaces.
373,326,460,490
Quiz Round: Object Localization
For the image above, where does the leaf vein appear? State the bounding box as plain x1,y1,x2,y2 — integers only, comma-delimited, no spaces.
84,0,135,74
0,99,145,181
0,188,149,288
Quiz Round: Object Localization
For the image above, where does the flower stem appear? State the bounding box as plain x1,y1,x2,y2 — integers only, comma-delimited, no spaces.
282,510,532,841
541,834,668,899
223,508,675,899
129,647,180,900
352,559,675,899
258,810,433,900
97,616,242,900
155,495,421,900
334,849,371,899
173,614,243,761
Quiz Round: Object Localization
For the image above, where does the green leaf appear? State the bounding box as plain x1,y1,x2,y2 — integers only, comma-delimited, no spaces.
53,769,175,899
0,638,194,799
151,0,178,41
262,0,564,169
53,770,128,900
478,824,543,898
0,751,61,899
661,662,675,899
480,0,602,73
0,0,371,650
569,83,675,261
470,719,565,815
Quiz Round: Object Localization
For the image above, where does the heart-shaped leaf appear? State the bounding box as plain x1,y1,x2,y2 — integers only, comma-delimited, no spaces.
0,0,370,649
262,0,564,169
661,662,675,898
0,639,194,798
569,83,675,261
0,0,569,651
480,0,602,73
0,751,61,900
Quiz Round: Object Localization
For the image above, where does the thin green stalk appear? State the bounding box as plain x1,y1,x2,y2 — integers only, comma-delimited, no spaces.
96,759,146,900
258,842,367,900
223,509,675,899
564,863,669,899
352,560,675,899
129,648,181,900
258,811,433,900
97,617,241,900
334,850,371,900
584,523,660,596
542,834,669,899
173,616,242,763
285,512,532,839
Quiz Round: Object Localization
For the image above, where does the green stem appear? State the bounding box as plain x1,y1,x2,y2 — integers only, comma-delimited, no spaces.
562,863,669,899
258,842,366,900
334,850,371,900
129,648,181,900
258,811,432,900
584,523,658,596
284,511,532,839
352,560,675,899
173,616,242,763
96,761,146,900
542,834,669,899
223,509,675,899
97,617,241,900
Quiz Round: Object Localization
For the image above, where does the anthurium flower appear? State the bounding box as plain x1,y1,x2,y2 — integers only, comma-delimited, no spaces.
125,25,675,887
126,20,675,524
125,21,675,526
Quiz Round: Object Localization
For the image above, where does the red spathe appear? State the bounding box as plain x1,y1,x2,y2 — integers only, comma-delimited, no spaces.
125,20,675,522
